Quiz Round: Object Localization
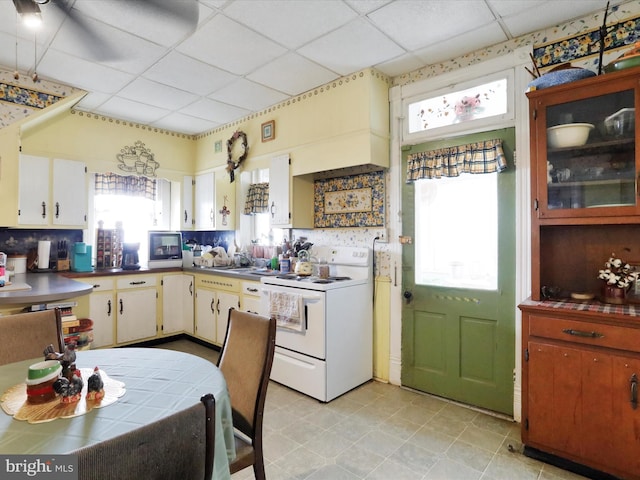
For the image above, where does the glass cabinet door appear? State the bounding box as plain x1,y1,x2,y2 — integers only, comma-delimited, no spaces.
540,86,636,216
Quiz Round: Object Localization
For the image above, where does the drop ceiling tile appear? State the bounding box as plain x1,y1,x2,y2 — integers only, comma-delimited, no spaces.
151,112,219,135
176,14,286,75
375,53,426,78
208,78,289,111
75,92,112,111
500,1,619,37
69,0,200,47
49,17,166,74
344,0,394,15
247,52,337,96
368,1,497,51
298,17,405,76
223,0,357,49
180,97,250,124
143,51,238,97
36,50,134,94
118,78,199,111
414,22,509,65
95,96,170,124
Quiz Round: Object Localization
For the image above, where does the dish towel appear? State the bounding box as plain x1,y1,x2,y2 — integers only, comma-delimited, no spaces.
269,291,304,332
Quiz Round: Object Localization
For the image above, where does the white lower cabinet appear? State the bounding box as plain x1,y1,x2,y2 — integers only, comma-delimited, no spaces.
116,276,158,344
162,274,194,335
241,280,262,315
194,275,240,345
87,279,115,348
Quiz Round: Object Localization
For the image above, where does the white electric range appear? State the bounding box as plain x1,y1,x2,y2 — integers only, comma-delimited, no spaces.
260,245,373,402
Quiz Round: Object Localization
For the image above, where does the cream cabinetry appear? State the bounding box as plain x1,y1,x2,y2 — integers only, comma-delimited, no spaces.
241,280,262,315
18,155,87,227
194,275,240,345
81,277,115,348
193,168,235,231
162,273,194,335
269,154,313,228
116,275,158,344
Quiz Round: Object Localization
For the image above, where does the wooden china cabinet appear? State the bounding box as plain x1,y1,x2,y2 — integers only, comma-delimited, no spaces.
520,66,640,480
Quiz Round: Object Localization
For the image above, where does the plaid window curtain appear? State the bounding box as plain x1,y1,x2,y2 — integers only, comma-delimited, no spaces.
244,182,270,214
406,139,507,182
94,173,157,200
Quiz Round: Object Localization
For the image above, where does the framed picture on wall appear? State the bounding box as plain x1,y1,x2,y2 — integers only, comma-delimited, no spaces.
261,120,275,142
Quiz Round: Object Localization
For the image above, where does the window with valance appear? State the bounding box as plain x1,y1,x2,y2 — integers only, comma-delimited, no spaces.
94,172,157,201
244,182,269,215
406,139,506,182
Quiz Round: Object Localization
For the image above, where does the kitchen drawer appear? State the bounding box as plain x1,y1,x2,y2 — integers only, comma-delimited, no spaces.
80,277,114,291
242,281,261,297
116,276,157,290
529,314,640,352
196,275,239,292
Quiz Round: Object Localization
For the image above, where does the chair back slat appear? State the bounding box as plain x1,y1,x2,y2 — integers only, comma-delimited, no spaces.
0,308,64,366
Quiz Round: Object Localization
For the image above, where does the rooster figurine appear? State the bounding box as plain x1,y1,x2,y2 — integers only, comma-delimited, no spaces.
43,344,62,361
53,370,83,403
86,366,105,401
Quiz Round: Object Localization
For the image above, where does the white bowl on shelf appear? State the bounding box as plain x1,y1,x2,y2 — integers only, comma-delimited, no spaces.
547,123,594,148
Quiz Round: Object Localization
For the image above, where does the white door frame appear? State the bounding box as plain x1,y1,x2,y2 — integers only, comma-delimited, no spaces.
388,46,532,421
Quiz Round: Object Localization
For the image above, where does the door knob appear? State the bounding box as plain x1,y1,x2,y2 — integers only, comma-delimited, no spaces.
403,290,413,304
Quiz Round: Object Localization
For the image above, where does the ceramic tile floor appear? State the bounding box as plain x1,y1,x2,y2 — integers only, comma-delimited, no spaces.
156,339,588,480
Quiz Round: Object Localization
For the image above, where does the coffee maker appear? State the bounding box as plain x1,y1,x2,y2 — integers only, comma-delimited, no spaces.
122,243,140,270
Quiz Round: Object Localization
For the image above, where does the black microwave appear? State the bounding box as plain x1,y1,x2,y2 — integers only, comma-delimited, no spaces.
148,231,182,269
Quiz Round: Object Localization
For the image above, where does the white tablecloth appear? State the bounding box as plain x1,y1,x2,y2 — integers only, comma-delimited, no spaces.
0,348,235,480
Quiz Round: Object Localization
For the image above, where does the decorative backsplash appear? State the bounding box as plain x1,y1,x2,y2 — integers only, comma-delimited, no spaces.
314,171,385,228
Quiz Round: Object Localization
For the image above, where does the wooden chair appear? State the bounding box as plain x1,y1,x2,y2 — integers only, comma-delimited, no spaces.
217,308,276,480
0,308,64,366
75,393,216,480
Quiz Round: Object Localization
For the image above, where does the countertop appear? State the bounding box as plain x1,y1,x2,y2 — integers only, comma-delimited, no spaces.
0,273,93,305
0,266,276,306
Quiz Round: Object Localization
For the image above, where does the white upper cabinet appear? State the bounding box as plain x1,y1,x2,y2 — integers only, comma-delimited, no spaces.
269,154,291,227
182,175,194,230
18,155,87,227
194,171,215,230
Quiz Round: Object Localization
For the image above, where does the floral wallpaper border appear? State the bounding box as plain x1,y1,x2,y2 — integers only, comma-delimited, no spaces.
533,14,640,69
314,171,385,228
0,82,63,109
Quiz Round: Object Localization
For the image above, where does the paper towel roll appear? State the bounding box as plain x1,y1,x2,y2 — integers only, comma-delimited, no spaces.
37,241,51,269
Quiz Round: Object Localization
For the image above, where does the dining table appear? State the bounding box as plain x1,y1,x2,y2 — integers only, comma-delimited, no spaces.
0,347,236,479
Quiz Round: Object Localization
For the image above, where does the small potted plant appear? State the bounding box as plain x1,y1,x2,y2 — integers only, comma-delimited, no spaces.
598,253,639,304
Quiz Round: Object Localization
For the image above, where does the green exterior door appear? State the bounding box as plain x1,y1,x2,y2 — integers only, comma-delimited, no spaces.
401,128,516,415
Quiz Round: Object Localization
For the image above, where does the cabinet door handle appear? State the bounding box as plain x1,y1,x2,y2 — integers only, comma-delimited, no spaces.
562,328,604,339
119,298,124,314
631,373,638,410
270,201,275,218
210,298,215,314
216,299,220,315
129,281,146,285
107,299,111,316
247,287,259,293
184,209,188,223
55,202,60,218
189,281,193,296
41,201,46,219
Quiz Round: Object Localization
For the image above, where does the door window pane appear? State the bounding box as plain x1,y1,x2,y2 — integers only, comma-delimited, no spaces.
415,174,497,290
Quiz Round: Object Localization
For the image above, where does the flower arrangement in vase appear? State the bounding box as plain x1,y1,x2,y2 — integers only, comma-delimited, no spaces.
598,253,639,304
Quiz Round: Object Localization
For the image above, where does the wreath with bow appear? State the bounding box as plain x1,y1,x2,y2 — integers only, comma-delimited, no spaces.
226,130,248,182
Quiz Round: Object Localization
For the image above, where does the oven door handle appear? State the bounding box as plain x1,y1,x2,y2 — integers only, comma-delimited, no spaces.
304,305,308,330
